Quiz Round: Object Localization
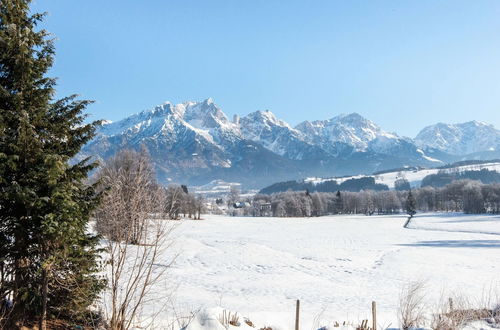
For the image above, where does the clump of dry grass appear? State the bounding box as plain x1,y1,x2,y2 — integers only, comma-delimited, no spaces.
398,280,427,330
431,295,471,330
430,288,500,330
244,317,255,327
356,319,371,330
493,304,500,323
230,313,240,327
218,310,240,328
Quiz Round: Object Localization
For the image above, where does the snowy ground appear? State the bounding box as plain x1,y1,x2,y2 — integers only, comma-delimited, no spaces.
304,161,500,189
135,213,500,330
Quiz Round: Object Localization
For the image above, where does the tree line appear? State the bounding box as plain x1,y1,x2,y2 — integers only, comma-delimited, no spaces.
259,168,500,194
245,179,500,217
420,169,500,188
260,176,390,195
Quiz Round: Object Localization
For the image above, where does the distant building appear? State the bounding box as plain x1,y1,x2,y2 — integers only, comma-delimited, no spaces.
233,202,250,209
259,202,272,216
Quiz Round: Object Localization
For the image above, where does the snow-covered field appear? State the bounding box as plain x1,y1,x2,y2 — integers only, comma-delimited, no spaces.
141,213,500,329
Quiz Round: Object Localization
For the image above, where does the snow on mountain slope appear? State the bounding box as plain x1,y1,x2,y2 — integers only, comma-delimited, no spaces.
295,113,438,162
182,98,242,146
82,98,500,188
239,110,327,160
83,99,323,188
415,121,500,155
295,113,396,152
97,98,241,151
81,99,245,183
304,161,500,189
91,102,438,167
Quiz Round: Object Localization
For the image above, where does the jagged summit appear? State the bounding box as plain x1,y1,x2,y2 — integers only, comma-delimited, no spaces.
242,110,294,131
295,112,399,153
239,109,319,160
415,120,500,155
82,99,498,188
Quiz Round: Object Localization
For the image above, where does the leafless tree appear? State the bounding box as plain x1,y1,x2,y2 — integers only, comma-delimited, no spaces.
95,148,161,244
194,195,205,220
94,148,176,329
228,185,240,206
164,185,185,220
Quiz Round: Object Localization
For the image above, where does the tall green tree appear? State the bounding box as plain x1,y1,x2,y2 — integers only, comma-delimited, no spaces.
405,189,417,218
0,1,104,328
404,189,417,229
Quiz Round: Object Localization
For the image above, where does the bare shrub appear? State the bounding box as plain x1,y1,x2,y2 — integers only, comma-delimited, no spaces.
431,293,497,330
103,218,175,330
398,281,427,330
431,295,466,330
94,148,177,329
479,286,500,325
447,296,477,329
310,305,328,330
171,307,199,330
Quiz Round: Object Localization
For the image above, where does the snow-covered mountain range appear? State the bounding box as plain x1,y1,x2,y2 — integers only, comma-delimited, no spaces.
415,121,500,155
80,98,500,188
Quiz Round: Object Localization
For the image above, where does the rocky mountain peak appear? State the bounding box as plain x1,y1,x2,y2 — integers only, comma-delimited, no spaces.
82,100,499,188
415,120,500,155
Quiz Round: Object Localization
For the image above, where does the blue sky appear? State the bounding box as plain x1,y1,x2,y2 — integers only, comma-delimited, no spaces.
33,0,500,136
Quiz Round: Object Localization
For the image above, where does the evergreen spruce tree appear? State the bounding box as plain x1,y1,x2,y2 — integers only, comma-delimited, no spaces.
405,189,417,218
335,190,342,214
404,189,417,228
0,1,105,328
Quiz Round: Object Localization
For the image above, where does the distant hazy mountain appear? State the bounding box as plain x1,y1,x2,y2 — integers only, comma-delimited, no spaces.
415,121,500,155
80,98,500,188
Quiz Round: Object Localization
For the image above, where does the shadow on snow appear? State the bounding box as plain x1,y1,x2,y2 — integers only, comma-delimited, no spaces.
399,239,500,248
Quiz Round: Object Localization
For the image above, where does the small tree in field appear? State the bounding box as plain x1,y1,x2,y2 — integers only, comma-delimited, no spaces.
405,190,417,218
228,185,240,206
404,189,417,228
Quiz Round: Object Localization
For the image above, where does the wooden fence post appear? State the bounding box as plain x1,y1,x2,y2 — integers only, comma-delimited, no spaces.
295,299,300,330
372,301,377,330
